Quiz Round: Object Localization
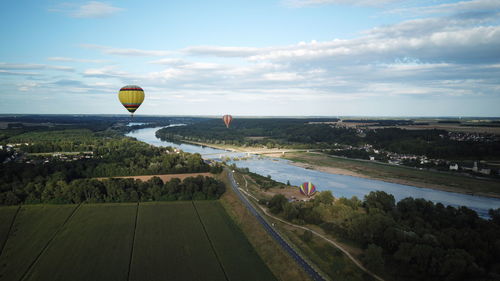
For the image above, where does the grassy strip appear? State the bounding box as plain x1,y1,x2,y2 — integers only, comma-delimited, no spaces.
285,152,500,197
218,171,311,281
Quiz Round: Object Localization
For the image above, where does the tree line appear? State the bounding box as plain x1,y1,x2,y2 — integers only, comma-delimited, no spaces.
0,175,225,205
265,190,500,281
0,125,226,205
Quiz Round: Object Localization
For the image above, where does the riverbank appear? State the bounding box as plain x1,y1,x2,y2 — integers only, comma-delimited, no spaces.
285,152,500,199
169,139,500,199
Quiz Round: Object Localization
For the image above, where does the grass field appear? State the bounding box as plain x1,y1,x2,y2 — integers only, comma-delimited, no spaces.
285,152,500,198
0,201,276,281
24,203,137,281
194,200,277,281
130,201,226,281
0,206,19,255
0,205,77,281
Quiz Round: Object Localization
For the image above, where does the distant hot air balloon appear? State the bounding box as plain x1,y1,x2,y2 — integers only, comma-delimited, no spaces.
118,85,144,116
222,115,233,128
299,182,316,197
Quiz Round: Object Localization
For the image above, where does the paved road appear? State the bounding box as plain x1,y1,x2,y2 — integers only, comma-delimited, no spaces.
227,169,326,281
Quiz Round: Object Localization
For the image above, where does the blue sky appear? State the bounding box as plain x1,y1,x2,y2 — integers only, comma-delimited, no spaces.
1,0,500,116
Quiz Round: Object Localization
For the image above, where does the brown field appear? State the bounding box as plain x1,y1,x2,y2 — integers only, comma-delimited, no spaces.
97,172,213,182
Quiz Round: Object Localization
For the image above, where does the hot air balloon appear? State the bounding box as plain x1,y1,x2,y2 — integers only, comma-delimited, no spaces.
118,85,144,116
299,182,316,197
222,114,233,128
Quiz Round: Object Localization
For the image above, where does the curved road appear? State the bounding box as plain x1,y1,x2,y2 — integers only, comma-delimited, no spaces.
227,169,326,281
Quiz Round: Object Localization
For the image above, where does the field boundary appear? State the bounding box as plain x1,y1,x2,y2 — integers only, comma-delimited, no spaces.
20,204,82,281
127,202,140,281
192,201,229,281
0,205,21,257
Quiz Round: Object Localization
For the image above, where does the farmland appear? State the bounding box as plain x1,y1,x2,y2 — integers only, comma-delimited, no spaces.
193,201,276,281
0,201,276,281
0,205,77,281
24,204,137,281
130,201,226,281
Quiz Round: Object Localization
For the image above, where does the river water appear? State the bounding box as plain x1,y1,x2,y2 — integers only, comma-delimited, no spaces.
127,126,500,218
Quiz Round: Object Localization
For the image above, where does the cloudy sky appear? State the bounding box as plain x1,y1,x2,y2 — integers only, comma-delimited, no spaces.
1,0,499,116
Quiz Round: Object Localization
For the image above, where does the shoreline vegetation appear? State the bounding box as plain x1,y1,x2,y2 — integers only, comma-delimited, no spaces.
179,140,500,199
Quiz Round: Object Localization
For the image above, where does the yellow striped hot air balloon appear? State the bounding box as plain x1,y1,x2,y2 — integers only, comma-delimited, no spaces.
118,85,145,116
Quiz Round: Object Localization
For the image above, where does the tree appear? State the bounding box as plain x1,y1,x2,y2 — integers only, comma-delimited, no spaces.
269,194,288,214
314,191,334,205
489,208,500,225
363,244,385,272
283,203,299,220
364,191,395,213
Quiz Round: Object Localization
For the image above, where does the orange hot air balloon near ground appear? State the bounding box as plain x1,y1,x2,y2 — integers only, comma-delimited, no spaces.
222,115,233,128
118,85,144,116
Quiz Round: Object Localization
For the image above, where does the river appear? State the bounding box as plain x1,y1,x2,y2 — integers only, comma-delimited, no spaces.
127,126,500,218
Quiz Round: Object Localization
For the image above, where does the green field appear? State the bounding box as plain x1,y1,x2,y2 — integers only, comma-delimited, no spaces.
194,201,277,281
130,201,226,281
24,203,137,281
0,206,19,254
0,201,276,281
0,205,77,281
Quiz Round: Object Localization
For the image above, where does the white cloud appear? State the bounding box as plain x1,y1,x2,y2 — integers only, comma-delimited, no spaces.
47,57,108,63
0,70,40,76
50,1,123,18
389,0,500,15
183,46,263,57
284,0,399,7
263,72,303,81
82,66,129,79
81,44,172,57
0,63,74,72
245,26,500,64
148,58,186,65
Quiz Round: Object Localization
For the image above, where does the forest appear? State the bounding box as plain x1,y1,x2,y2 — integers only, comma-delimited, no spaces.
0,175,226,205
156,118,500,160
266,190,500,281
0,117,224,205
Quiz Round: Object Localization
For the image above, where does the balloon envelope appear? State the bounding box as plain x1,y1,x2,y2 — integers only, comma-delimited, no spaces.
119,85,144,114
222,115,233,128
299,182,316,197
